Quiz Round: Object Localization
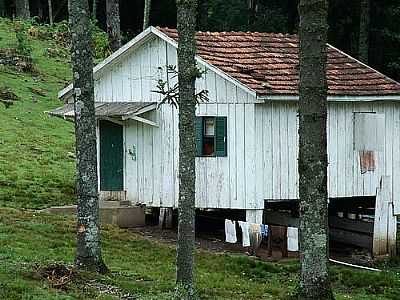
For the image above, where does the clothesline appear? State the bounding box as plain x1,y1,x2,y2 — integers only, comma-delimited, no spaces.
225,219,299,252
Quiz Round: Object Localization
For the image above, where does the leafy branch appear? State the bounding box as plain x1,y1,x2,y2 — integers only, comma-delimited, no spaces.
152,65,209,108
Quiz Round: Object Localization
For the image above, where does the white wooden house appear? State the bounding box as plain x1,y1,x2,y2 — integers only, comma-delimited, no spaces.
52,27,400,254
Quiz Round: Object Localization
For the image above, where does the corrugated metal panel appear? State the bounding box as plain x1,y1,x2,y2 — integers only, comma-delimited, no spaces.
48,102,156,118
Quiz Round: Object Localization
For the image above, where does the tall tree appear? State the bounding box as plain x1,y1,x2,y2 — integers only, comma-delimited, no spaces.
298,0,334,299
92,0,97,21
358,0,370,63
247,0,258,26
48,0,53,25
0,0,6,17
69,0,108,274
175,0,198,298
143,0,151,30
15,0,30,18
197,0,208,30
106,0,121,51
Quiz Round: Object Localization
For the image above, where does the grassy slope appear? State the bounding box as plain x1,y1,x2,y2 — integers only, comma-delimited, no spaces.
0,18,75,209
1,208,400,300
0,18,399,300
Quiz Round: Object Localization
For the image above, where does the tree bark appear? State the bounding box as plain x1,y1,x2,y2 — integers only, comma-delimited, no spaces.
358,0,370,63
247,0,258,26
106,0,121,52
92,0,97,21
143,0,151,30
69,0,108,274
175,0,198,298
298,0,334,299
48,0,53,25
15,0,30,18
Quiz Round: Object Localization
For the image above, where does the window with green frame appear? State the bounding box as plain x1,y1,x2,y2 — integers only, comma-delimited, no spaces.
195,116,227,157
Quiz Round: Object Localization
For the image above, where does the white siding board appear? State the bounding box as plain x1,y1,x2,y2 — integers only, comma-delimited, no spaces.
218,104,230,208
337,103,346,197
280,103,289,200
236,104,246,208
245,104,256,208
255,106,264,207
272,103,281,199
287,103,298,199
228,103,238,207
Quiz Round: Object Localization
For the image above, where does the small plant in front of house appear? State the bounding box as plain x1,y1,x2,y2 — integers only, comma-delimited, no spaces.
14,22,32,57
153,65,209,108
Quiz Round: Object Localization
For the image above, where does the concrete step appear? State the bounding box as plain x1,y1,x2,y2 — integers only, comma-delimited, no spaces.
43,205,145,228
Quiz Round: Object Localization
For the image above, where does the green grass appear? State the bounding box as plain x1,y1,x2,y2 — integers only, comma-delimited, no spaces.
1,208,400,300
1,17,400,299
0,18,75,208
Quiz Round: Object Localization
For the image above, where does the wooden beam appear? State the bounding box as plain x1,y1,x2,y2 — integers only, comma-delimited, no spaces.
128,115,158,127
329,216,374,234
330,228,373,250
264,210,299,227
98,117,124,126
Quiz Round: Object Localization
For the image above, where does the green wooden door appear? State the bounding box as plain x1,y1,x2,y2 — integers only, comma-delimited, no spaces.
100,120,124,191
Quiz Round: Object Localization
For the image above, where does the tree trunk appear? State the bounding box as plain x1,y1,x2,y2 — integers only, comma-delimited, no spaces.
106,0,121,52
197,0,207,31
69,0,108,274
298,0,334,299
358,0,370,63
0,0,6,17
15,0,30,18
247,0,258,26
175,0,198,298
143,0,151,30
92,0,97,21
48,0,53,25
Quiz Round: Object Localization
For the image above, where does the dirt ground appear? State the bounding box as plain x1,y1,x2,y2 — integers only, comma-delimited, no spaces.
129,223,374,266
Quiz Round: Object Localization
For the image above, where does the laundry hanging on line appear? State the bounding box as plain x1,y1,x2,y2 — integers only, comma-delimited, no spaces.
225,219,269,247
225,219,237,243
287,227,299,252
238,221,251,247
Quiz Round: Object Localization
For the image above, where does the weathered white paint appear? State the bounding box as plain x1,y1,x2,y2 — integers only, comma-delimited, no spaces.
88,33,400,212
373,176,397,256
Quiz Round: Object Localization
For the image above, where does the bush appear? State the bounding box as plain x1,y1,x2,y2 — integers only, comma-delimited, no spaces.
14,22,32,57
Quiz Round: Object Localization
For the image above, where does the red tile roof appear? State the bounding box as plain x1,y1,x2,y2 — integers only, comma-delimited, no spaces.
158,27,400,97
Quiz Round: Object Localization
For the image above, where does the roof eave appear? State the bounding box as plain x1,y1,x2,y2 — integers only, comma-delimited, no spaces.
257,94,400,102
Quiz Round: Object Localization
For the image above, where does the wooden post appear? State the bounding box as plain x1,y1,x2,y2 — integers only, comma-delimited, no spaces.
159,207,173,229
373,176,397,256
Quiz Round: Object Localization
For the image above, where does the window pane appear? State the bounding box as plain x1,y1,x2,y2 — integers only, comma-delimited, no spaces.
204,118,215,136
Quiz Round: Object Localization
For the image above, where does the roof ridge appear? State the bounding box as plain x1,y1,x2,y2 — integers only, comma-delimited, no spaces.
157,26,297,38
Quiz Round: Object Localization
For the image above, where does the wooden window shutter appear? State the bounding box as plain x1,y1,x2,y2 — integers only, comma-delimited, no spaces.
215,117,227,157
195,117,203,156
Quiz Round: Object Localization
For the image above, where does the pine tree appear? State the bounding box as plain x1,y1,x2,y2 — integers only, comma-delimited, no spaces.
359,0,370,63
15,0,30,19
143,0,151,30
298,0,334,299
175,0,198,298
48,0,53,25
69,0,108,274
106,0,121,51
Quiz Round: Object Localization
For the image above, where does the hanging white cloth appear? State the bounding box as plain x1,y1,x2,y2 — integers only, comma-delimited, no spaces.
287,227,299,251
225,219,237,243
238,221,251,247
